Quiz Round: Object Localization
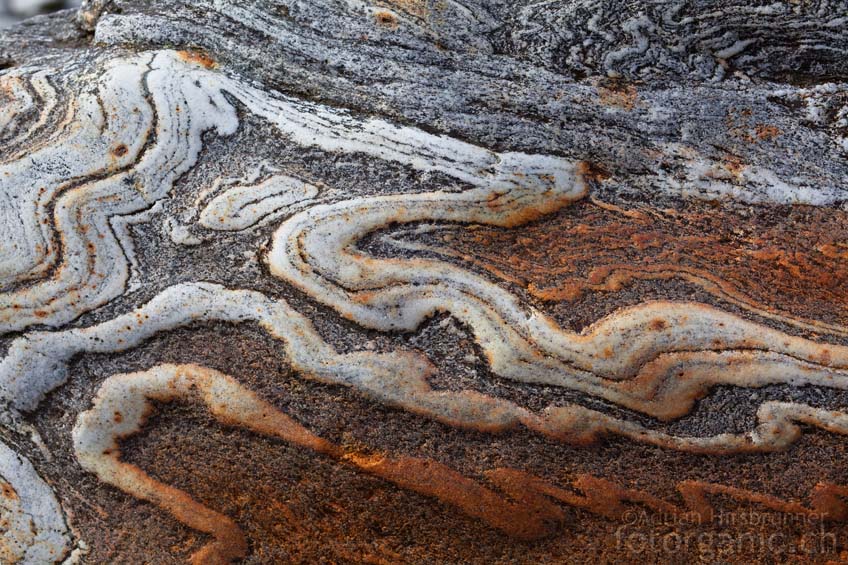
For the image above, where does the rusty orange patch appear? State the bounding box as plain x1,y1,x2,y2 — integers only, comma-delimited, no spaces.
385,0,430,19
177,50,217,69
374,11,399,28
597,83,638,111
0,482,17,501
755,124,781,141
410,198,848,334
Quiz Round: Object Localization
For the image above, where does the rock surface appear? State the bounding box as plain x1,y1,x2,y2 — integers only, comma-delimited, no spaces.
1,1,847,563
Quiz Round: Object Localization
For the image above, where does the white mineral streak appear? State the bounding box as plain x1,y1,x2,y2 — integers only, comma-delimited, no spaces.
0,55,155,333
3,277,848,450
375,219,848,337
603,14,655,76
2,47,848,440
3,45,848,563
0,49,241,332
793,83,848,154
0,49,585,334
69,363,848,564
1,70,59,153
659,143,847,206
265,183,848,422
199,170,319,231
3,48,836,340
510,0,848,81
0,72,34,135
230,89,568,194
0,441,69,564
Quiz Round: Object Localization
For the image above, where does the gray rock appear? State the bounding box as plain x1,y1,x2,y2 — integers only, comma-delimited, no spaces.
1,1,847,563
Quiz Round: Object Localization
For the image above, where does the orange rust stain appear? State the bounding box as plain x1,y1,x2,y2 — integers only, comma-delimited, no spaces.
96,366,567,563
0,483,17,501
577,160,611,184
131,418,848,558
648,319,668,331
725,108,783,144
115,393,848,562
374,11,399,28
414,198,848,332
112,144,129,157
597,82,638,111
385,0,430,19
722,154,746,177
177,50,217,69
755,124,781,141
343,452,565,540
497,192,584,229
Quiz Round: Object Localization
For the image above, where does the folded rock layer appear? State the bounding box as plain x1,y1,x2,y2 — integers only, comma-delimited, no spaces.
0,1,847,563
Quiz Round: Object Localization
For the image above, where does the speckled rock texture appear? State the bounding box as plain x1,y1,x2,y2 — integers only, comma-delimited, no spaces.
1,1,847,563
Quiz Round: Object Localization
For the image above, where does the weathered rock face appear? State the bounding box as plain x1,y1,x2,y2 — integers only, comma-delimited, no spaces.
0,1,847,563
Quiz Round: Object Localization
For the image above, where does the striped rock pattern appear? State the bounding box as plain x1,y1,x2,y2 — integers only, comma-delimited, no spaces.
1,1,847,562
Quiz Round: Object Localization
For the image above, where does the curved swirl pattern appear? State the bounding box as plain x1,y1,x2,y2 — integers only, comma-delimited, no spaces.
1,33,847,562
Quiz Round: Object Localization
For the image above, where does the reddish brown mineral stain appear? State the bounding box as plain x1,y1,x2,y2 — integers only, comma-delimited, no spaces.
177,50,217,69
416,198,848,334
1,483,17,501
755,124,781,141
386,0,430,19
597,82,638,111
374,11,399,28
